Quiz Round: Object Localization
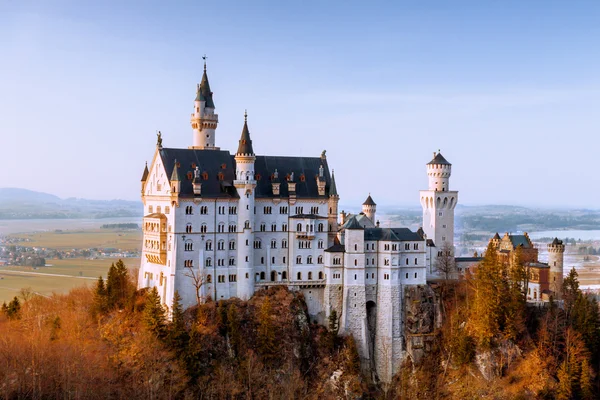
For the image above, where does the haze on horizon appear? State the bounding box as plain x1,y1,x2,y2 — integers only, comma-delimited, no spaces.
1,1,599,208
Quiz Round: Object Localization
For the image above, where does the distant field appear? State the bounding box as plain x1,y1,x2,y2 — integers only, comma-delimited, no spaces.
9,229,142,251
0,257,140,303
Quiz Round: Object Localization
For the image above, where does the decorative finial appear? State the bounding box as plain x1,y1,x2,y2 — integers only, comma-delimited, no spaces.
438,149,441,153
244,109,247,122
321,149,326,158
202,54,207,71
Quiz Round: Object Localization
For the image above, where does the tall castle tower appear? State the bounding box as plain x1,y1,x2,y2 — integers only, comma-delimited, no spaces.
362,194,376,223
548,238,565,299
190,60,219,149
327,170,340,246
234,112,256,300
419,151,458,275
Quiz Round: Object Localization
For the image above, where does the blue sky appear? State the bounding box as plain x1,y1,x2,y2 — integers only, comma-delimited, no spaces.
1,1,599,208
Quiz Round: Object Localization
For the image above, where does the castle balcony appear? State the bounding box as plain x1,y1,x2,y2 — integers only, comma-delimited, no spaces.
255,280,325,289
295,231,315,239
143,213,168,265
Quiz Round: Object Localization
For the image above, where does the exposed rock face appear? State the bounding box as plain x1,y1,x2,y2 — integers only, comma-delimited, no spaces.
403,285,439,365
475,341,522,381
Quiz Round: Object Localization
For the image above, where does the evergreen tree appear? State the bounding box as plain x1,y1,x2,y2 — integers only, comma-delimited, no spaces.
226,303,241,357
143,287,167,339
167,291,189,353
563,267,580,318
92,276,108,317
579,357,594,400
106,259,130,310
3,296,21,320
257,296,276,363
328,309,339,335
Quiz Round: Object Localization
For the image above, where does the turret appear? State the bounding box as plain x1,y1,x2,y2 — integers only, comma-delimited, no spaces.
192,166,202,195
427,151,452,192
170,159,181,194
548,238,565,299
234,111,256,300
141,162,149,194
190,59,219,149
362,194,376,222
328,170,340,245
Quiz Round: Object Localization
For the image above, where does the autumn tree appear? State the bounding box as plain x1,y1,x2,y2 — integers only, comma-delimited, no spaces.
92,276,108,317
257,296,276,363
2,296,21,320
227,303,241,357
184,263,205,307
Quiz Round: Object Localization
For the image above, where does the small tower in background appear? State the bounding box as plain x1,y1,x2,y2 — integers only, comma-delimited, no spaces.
362,194,376,223
548,238,565,299
190,58,219,150
327,169,340,246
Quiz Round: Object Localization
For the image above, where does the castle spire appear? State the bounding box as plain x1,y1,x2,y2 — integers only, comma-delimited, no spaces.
199,58,215,108
236,110,254,156
329,170,338,197
141,162,149,182
170,159,180,182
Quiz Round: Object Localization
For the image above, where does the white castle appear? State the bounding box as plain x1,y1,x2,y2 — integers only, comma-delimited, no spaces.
138,63,458,382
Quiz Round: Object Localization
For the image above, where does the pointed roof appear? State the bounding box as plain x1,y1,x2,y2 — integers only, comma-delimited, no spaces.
328,170,338,196
427,151,451,166
493,232,501,240
170,160,180,182
198,62,215,108
363,194,376,206
141,162,149,182
551,237,563,245
236,111,254,156
343,215,364,230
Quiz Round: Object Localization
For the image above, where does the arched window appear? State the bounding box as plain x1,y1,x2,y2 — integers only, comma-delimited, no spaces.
282,271,287,280
260,257,264,264
318,240,324,249
354,259,357,266
297,223,302,232
296,256,302,264
308,272,313,280
307,256,313,264
318,271,323,280
317,255,323,264
271,239,277,248
318,223,324,232
218,240,225,250
205,241,212,251
354,244,357,251
200,223,207,233
297,272,302,280
260,271,265,280
205,258,212,267
186,223,192,233
271,271,276,282
206,274,212,283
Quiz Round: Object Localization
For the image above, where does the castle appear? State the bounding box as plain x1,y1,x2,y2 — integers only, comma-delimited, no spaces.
139,62,551,382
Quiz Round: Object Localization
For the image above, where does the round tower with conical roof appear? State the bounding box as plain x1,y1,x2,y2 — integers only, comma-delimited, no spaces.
190,60,220,149
548,238,565,299
362,194,376,223
419,151,458,279
234,111,256,300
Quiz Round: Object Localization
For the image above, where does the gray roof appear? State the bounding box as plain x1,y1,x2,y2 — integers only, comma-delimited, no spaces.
455,257,483,263
236,114,254,155
325,237,345,253
197,66,215,108
509,235,533,249
160,148,335,199
364,227,422,242
363,194,376,206
328,171,338,196
343,216,364,230
427,152,451,166
141,163,149,182
170,160,180,182
551,237,563,245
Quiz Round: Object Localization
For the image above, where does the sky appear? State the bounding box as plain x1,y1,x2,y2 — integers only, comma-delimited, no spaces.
1,0,599,208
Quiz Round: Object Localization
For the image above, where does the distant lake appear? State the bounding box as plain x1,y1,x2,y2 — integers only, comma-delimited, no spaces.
529,230,600,241
0,217,141,235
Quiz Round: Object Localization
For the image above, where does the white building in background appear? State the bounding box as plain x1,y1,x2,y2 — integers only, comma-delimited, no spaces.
138,62,457,382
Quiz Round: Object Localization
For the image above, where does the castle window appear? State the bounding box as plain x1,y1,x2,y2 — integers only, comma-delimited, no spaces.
405,243,410,250
308,256,313,264
384,259,389,266
297,272,302,280
201,223,207,233
200,206,208,215
229,240,236,250
207,274,212,283
218,223,225,233
308,272,313,280
148,206,153,213
186,223,192,233
229,258,235,266
184,241,193,251
260,257,264,264
318,255,323,264
206,240,212,251
263,206,272,214
282,239,288,249
271,239,277,249
283,256,286,263
354,244,358,251
254,240,262,249
406,258,409,265
282,224,288,232
354,259,357,266
297,223,302,232
271,223,276,232
229,274,237,282
271,256,275,264
318,271,323,280
270,271,276,282
282,271,287,280
442,236,446,241
218,240,225,250
392,244,397,251
354,274,357,280
184,260,193,267
217,172,224,181
406,273,409,279
438,212,443,217
260,223,266,232
218,275,225,283
157,206,161,213
244,220,251,229
296,256,302,264
415,258,418,265
415,272,418,278
318,223,324,232
414,243,419,250
165,206,170,214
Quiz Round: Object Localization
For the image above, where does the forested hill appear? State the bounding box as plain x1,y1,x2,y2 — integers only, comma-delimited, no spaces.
0,188,141,219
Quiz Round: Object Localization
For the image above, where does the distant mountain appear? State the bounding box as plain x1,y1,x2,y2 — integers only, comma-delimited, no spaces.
0,188,142,220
